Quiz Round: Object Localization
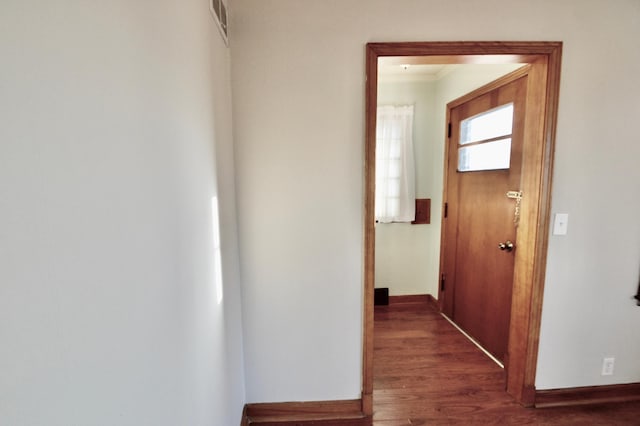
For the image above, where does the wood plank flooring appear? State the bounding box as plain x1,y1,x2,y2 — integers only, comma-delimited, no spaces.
373,299,640,425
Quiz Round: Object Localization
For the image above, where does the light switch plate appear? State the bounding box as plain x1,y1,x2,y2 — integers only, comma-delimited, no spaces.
553,213,569,235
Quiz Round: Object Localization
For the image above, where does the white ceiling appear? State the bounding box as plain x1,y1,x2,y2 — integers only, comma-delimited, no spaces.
378,58,458,82
378,63,453,80
377,56,526,82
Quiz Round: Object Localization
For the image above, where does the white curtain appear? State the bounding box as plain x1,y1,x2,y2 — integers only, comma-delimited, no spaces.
375,105,415,223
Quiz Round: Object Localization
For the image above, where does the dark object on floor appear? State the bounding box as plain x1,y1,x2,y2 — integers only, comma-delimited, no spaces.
374,288,389,305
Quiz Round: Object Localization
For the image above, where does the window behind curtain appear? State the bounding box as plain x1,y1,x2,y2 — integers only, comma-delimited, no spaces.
375,105,415,223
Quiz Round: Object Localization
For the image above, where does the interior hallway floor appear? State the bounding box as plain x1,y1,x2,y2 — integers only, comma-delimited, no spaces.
373,298,640,425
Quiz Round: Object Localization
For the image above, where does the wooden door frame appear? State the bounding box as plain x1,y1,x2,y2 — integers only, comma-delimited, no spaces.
362,42,562,414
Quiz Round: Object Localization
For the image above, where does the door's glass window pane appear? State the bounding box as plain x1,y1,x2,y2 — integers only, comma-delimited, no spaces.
460,103,514,145
458,138,511,171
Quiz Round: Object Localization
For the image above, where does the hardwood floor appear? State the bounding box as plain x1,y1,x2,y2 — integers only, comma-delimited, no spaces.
373,299,640,425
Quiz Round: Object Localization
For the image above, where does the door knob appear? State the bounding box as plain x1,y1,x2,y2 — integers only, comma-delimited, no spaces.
498,240,514,252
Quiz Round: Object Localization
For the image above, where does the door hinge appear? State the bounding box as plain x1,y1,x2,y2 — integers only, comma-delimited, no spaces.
444,202,448,218
440,273,446,292
447,122,452,138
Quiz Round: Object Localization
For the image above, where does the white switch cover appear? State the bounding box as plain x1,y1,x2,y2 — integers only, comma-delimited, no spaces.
553,213,569,235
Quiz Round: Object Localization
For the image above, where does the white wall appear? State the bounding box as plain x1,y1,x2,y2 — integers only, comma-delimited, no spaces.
375,79,437,296
0,1,245,425
232,0,640,402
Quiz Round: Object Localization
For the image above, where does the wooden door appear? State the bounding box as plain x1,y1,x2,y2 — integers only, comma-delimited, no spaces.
441,74,527,363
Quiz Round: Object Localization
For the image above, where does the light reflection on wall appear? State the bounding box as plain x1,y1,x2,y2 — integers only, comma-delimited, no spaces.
211,196,224,305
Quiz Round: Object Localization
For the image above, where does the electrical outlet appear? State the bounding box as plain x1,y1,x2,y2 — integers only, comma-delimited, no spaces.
601,357,615,376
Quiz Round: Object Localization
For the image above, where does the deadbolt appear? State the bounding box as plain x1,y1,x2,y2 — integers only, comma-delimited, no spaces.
498,240,514,252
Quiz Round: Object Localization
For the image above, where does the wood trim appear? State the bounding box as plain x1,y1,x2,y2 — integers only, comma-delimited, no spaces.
241,405,250,426
426,293,438,310
242,399,368,425
367,41,562,58
535,383,640,408
362,43,378,418
364,41,563,409
388,294,429,304
387,294,439,310
504,54,550,405
523,44,563,403
360,391,372,421
438,106,453,315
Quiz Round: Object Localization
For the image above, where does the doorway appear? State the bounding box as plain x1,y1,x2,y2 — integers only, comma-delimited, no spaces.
362,42,562,415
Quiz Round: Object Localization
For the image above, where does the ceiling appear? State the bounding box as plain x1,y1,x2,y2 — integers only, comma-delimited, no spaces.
378,58,457,81
378,56,527,82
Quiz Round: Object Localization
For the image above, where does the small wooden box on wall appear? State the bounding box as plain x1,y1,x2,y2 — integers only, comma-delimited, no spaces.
411,198,431,224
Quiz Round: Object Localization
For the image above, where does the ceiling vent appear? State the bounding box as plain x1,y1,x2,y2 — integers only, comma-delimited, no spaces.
210,0,228,46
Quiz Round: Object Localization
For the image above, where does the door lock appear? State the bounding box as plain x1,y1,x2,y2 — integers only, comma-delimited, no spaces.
498,240,514,252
